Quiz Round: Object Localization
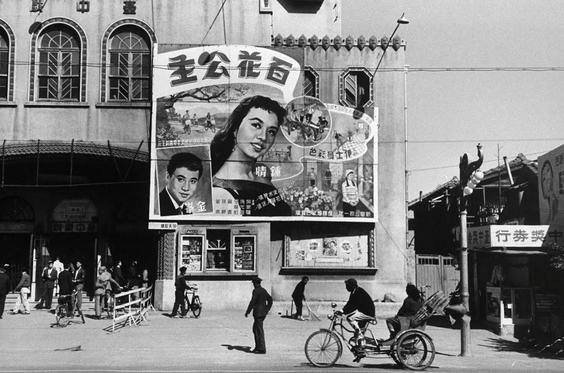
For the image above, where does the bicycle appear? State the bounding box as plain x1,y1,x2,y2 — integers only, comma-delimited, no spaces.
55,289,85,327
304,296,448,371
184,283,202,318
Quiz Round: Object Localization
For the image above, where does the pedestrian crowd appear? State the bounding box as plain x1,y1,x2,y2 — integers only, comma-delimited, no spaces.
0,258,151,320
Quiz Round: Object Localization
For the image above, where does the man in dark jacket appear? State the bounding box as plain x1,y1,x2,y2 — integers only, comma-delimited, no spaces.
0,265,10,318
58,263,74,313
113,260,126,287
37,261,57,310
342,278,375,361
292,276,309,320
170,266,187,317
245,277,273,354
72,261,85,311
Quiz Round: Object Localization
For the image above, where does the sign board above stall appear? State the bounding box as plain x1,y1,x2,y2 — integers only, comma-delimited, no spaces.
466,224,562,249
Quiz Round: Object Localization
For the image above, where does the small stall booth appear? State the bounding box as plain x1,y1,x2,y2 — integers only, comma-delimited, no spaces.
468,224,552,337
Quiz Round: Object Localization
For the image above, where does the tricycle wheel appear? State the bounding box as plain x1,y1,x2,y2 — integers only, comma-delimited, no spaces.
305,330,342,367
394,330,435,370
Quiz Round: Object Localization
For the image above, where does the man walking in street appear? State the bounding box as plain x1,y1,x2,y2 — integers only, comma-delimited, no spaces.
245,277,273,354
11,270,31,315
170,266,187,317
37,261,57,310
0,265,10,319
292,276,309,320
72,261,85,311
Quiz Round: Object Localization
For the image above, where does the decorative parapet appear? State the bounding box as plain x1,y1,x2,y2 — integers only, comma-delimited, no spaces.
272,34,406,51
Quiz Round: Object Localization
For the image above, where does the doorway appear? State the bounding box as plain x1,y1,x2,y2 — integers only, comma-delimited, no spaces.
0,233,31,292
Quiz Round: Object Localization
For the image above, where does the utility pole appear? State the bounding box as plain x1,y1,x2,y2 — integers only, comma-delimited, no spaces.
458,143,484,357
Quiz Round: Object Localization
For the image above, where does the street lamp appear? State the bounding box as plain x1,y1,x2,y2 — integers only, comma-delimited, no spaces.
458,144,484,357
374,13,410,74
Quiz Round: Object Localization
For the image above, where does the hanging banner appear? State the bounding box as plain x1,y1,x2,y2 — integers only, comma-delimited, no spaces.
150,44,378,222
467,224,561,249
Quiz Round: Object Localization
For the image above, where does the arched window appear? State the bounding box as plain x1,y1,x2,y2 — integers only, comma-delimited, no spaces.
339,67,373,109
37,25,81,100
0,196,35,222
303,66,319,98
108,27,150,101
0,25,10,100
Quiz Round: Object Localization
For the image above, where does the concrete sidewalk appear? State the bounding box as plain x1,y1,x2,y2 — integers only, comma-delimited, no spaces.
1,304,563,372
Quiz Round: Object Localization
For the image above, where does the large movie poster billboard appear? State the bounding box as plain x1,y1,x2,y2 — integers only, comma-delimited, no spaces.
150,45,378,221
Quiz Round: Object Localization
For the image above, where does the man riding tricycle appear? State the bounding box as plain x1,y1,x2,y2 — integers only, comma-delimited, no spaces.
304,280,449,370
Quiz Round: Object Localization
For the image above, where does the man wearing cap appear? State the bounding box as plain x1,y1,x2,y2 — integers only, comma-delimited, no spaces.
342,278,375,361
170,266,188,318
245,277,273,354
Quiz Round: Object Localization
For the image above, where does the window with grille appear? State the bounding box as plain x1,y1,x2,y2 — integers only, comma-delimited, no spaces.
303,67,319,98
108,28,150,101
0,29,9,100
339,68,373,109
37,26,80,100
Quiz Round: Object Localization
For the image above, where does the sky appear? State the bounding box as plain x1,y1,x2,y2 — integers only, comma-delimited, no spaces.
343,0,564,200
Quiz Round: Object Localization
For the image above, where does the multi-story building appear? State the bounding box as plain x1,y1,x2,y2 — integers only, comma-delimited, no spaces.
0,0,409,309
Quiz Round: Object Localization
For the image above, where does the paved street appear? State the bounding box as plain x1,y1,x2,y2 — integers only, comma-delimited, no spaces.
1,302,564,372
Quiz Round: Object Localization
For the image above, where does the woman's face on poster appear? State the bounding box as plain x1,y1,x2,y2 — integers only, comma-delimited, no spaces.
234,107,279,160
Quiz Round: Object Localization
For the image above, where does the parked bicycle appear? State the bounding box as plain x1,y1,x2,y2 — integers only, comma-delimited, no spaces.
55,289,85,327
184,282,202,318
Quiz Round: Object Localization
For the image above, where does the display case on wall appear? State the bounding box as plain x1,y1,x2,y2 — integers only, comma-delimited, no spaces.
280,229,376,274
177,226,257,276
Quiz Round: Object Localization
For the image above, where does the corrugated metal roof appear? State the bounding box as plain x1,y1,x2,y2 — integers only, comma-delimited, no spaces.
0,140,149,162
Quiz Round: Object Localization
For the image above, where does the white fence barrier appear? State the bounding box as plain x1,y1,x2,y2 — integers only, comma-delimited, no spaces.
111,285,154,332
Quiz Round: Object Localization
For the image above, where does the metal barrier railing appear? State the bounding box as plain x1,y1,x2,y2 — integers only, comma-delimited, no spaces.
111,285,154,332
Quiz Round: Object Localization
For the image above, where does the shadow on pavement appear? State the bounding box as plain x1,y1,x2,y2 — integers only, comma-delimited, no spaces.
221,344,252,353
480,337,564,360
299,362,355,368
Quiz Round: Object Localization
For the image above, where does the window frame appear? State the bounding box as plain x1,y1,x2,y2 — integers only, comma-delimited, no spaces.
178,227,258,276
37,27,81,101
0,21,15,102
107,29,151,102
302,66,319,98
338,67,374,109
29,18,87,103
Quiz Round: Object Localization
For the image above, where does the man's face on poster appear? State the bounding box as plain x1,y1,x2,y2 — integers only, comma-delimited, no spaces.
166,167,200,205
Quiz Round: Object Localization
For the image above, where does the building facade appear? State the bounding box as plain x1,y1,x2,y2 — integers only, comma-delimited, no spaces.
0,0,409,309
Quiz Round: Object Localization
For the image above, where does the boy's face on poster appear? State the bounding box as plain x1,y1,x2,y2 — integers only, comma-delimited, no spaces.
166,167,200,205
234,107,279,160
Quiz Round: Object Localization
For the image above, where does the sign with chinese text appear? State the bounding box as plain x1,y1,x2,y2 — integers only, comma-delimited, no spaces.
467,225,562,249
149,44,378,222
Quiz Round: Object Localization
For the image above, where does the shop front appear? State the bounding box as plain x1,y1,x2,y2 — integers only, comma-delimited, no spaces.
468,224,555,337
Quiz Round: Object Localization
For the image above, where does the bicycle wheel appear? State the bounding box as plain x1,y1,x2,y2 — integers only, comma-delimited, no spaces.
55,305,70,327
394,330,435,370
305,330,342,368
191,296,202,318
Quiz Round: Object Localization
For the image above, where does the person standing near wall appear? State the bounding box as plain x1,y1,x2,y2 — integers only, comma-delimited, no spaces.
245,277,273,354
0,265,10,319
37,261,57,310
170,266,187,318
72,261,85,311
292,276,309,320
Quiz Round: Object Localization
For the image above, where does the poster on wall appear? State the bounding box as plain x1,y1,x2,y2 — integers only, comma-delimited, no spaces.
149,44,378,222
233,235,256,272
179,235,204,272
538,145,564,247
286,234,369,268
